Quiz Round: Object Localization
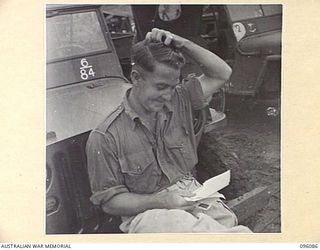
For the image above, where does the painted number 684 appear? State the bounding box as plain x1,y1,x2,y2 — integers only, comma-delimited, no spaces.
80,58,95,80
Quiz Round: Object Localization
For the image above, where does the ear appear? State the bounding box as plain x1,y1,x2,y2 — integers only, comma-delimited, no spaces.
130,69,141,86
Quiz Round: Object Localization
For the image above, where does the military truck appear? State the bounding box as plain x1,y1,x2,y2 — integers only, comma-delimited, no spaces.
132,4,282,98
46,4,280,234
46,4,131,233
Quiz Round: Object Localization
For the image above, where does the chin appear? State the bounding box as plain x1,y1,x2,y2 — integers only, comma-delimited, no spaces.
150,107,163,112
148,104,164,112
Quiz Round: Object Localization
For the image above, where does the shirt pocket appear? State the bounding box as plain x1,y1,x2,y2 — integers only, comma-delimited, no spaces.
165,135,197,172
120,149,161,194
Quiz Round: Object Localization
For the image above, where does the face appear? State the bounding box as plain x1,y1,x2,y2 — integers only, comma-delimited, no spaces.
132,62,180,113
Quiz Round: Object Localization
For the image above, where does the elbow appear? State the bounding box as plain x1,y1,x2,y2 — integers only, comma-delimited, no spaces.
101,201,116,215
101,197,124,216
223,64,232,82
100,195,136,217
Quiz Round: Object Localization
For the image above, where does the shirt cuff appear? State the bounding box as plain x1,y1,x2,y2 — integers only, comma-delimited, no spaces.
90,185,129,205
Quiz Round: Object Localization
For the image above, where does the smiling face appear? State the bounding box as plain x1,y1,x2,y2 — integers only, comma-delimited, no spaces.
132,62,180,113
129,40,185,114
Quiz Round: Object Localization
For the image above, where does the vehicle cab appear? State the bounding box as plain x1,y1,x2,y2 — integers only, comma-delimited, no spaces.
46,4,130,234
132,4,282,97
201,5,282,97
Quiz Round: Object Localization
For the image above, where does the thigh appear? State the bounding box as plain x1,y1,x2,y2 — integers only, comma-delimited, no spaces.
125,208,200,233
125,208,246,233
193,198,238,228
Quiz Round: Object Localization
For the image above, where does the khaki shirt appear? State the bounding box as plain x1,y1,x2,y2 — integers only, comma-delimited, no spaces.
86,75,206,206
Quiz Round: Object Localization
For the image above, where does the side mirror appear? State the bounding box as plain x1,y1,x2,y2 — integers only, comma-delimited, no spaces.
158,5,181,21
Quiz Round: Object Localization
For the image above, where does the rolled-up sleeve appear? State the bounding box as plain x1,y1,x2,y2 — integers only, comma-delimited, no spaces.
86,130,129,206
181,75,207,110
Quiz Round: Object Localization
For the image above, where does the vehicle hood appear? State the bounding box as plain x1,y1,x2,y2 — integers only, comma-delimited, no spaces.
46,78,131,145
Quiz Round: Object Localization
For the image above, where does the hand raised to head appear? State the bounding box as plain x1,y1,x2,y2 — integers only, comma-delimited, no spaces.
145,28,186,48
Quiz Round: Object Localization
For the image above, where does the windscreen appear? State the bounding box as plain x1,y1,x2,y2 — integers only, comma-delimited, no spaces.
46,11,108,61
227,5,282,22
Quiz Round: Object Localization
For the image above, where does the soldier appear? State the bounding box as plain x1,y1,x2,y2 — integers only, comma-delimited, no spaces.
86,28,252,233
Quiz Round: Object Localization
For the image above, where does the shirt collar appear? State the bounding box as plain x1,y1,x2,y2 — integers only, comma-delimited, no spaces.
122,88,173,130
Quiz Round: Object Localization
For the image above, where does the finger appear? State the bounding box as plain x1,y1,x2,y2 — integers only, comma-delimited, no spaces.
155,30,165,42
183,193,196,198
145,32,152,42
179,204,197,211
149,28,160,42
185,200,197,206
177,190,196,197
181,191,196,197
151,28,162,36
151,27,160,33
150,28,165,42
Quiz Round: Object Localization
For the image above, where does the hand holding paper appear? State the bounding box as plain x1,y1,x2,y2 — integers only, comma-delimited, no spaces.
185,170,231,201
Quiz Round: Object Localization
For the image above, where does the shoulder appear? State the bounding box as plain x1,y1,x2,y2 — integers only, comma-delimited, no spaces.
181,73,200,87
176,74,200,93
94,105,125,135
175,73,206,111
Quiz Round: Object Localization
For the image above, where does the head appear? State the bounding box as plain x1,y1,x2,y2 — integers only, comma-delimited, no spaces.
130,40,185,113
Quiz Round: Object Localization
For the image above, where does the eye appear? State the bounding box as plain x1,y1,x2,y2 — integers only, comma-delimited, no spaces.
156,84,170,91
156,83,176,91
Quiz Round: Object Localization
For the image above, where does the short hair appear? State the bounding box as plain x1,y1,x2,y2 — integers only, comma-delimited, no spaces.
131,40,185,72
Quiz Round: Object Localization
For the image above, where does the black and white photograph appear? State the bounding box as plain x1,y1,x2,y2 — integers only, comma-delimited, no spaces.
45,4,282,234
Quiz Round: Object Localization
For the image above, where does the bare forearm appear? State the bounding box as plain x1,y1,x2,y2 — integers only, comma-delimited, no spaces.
101,192,166,217
101,190,196,217
181,39,232,81
146,28,231,81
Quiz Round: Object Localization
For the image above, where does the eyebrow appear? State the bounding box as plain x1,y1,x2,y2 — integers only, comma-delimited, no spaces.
156,83,171,88
156,79,180,87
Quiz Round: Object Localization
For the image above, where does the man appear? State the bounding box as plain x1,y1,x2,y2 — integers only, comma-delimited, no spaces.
86,28,252,233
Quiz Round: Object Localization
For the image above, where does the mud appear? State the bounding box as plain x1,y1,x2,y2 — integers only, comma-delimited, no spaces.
197,94,281,233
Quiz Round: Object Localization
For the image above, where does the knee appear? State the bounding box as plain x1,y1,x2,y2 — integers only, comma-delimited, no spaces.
140,208,194,225
128,209,196,233
237,225,253,233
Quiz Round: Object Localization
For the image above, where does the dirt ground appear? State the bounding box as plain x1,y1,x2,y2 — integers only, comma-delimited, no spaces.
197,94,281,233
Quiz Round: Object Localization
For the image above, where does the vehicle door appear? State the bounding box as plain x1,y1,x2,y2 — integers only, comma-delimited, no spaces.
224,4,282,97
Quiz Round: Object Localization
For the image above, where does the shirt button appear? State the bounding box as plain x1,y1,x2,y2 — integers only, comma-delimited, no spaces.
137,166,142,172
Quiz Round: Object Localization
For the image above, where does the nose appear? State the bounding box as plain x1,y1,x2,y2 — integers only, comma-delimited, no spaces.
161,88,172,102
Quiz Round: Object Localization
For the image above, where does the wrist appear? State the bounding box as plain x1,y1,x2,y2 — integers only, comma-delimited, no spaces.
172,34,189,49
152,190,169,209
179,39,194,53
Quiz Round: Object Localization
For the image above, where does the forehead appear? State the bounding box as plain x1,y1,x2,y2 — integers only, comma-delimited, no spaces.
144,62,180,84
